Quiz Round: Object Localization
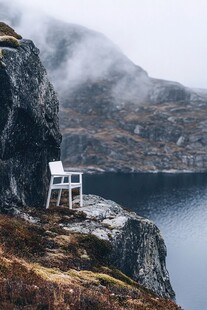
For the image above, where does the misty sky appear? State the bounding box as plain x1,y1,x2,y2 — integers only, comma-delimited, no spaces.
14,0,207,89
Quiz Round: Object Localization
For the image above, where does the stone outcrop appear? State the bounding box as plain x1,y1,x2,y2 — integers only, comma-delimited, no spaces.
0,26,61,209
62,194,175,300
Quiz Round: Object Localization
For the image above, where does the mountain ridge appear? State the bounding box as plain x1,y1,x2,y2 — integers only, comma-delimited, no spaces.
1,4,207,172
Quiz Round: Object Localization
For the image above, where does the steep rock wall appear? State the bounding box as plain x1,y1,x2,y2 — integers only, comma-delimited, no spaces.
0,36,61,209
63,195,175,300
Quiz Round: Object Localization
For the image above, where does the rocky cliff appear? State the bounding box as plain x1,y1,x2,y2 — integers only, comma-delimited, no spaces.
64,194,175,300
0,23,61,209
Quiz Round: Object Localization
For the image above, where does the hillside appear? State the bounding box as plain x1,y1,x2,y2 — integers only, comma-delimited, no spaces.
34,19,207,173
1,4,207,172
0,201,182,309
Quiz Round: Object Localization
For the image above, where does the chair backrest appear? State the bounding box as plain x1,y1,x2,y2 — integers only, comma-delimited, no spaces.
49,161,64,175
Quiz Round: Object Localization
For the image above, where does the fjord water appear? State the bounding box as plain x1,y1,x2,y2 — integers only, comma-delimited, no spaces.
83,172,207,310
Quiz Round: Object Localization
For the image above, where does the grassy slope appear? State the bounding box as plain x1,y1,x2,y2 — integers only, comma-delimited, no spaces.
0,204,182,310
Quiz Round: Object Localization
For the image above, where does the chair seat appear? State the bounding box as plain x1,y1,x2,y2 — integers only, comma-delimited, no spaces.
51,182,82,189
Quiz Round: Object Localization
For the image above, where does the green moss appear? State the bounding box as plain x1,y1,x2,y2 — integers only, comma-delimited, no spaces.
95,273,129,287
0,35,20,48
99,266,137,286
0,22,22,39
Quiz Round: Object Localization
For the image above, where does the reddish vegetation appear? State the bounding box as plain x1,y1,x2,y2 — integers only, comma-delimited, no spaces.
0,206,182,309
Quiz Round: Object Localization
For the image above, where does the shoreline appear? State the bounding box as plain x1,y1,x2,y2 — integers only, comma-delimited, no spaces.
65,166,207,175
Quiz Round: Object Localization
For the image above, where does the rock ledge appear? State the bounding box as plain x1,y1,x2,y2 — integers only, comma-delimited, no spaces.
62,194,175,299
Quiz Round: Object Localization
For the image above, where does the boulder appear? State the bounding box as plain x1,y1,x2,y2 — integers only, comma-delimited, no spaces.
0,32,61,209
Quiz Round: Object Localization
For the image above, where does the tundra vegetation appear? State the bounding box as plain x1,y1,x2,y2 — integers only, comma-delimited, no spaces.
0,192,182,309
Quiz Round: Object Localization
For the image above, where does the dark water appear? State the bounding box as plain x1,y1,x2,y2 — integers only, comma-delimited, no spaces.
83,172,207,310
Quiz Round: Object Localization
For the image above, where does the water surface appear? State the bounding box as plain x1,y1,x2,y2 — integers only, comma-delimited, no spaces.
83,172,207,310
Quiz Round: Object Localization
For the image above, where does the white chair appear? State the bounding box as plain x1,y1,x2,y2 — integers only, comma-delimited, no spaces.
46,161,83,209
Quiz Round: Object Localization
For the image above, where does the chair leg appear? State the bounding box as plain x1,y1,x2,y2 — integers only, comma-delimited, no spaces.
80,185,83,207
56,177,64,206
69,188,72,209
57,189,62,206
46,188,52,209
46,176,54,209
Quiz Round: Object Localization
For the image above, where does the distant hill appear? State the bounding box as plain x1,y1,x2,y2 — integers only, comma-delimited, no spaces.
1,3,207,172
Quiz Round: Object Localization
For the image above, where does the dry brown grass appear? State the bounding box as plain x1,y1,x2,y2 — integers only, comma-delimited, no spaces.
0,210,182,310
0,35,20,48
0,22,22,39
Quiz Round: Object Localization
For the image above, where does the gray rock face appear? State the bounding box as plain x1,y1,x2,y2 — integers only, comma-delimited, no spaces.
149,78,199,103
0,38,61,209
63,194,175,300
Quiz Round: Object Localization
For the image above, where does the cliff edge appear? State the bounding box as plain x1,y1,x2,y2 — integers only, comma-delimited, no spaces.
63,194,175,300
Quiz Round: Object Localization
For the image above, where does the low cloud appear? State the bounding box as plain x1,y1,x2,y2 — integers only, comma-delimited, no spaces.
0,0,151,107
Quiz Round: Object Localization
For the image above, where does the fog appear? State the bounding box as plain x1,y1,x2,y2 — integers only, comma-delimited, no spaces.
1,0,207,90
7,0,207,90
0,0,154,105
